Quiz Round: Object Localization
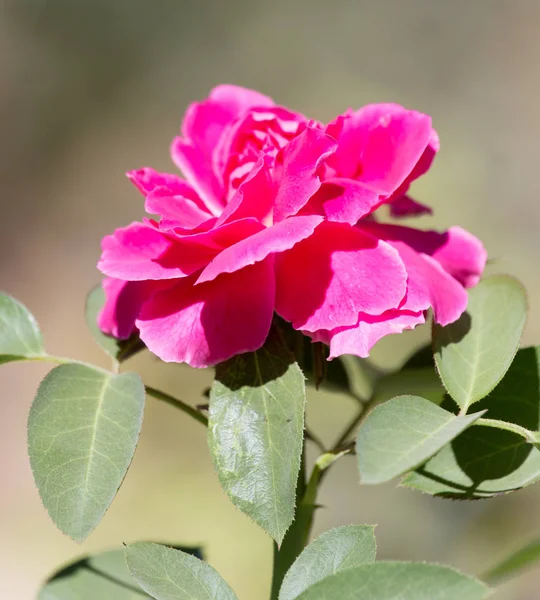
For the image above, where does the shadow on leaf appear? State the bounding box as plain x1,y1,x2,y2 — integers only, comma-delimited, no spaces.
215,326,296,391
404,347,540,498
433,310,472,352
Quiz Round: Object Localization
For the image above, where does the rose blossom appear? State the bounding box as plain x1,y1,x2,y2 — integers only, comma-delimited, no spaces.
97,85,486,368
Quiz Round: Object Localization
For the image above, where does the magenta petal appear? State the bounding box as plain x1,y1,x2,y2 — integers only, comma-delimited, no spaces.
331,104,433,195
311,178,381,224
275,221,407,332
358,222,471,325
127,168,212,228
360,222,487,288
431,226,487,288
145,189,213,230
98,219,264,281
215,155,274,226
406,129,440,182
127,168,197,198
182,95,243,153
171,137,224,216
324,310,426,359
98,277,168,340
136,260,275,368
390,195,433,218
98,222,199,281
396,243,468,325
273,127,337,222
197,215,323,284
163,217,264,250
208,84,274,115
174,86,274,213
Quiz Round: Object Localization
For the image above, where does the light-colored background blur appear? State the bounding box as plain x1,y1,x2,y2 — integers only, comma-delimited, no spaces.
1,1,540,598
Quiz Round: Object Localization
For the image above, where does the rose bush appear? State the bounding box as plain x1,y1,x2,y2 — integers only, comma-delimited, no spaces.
97,85,486,368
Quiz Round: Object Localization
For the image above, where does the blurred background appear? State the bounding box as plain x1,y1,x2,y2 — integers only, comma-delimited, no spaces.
1,0,540,598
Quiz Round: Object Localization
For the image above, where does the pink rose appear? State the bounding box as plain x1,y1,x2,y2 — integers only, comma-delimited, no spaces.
97,85,486,368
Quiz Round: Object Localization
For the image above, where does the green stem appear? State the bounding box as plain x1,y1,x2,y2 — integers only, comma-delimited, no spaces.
474,417,538,444
145,386,208,427
332,393,381,449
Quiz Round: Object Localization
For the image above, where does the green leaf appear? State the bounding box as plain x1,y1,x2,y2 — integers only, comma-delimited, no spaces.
0,293,44,363
28,363,145,541
434,275,527,411
279,525,376,600
125,542,237,600
403,347,540,498
39,548,149,599
357,395,484,484
208,330,306,544
85,285,145,362
295,562,490,600
483,539,540,584
38,545,202,600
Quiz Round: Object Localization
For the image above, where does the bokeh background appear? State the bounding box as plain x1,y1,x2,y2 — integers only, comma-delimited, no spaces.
1,1,540,598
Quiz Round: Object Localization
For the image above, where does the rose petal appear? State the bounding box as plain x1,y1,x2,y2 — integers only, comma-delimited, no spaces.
215,154,274,226
308,178,381,225
431,226,487,288
397,243,468,325
406,129,440,182
145,189,213,230
98,222,195,281
320,310,426,359
359,222,471,325
207,84,275,118
136,260,275,367
389,195,433,218
275,221,407,332
171,137,224,216
126,168,213,229
197,215,323,284
98,219,264,281
98,277,169,340
173,85,275,213
328,104,433,196
385,129,439,213
127,168,199,199
361,222,487,287
273,126,337,222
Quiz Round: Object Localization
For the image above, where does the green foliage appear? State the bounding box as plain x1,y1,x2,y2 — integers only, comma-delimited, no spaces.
483,539,540,584
208,331,306,544
434,275,527,412
125,543,237,600
0,293,44,363
0,274,534,599
279,525,376,600
85,285,144,362
403,347,540,497
357,395,484,484
38,547,149,599
38,545,203,599
294,562,490,600
28,363,145,541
